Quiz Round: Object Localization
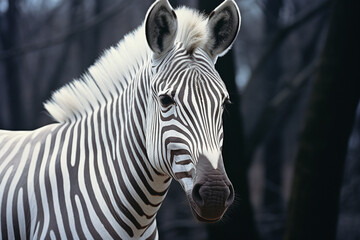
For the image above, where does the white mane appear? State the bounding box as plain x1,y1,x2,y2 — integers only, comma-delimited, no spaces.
44,7,208,123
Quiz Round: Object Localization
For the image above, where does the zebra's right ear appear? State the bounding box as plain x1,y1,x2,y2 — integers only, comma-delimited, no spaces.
145,0,178,56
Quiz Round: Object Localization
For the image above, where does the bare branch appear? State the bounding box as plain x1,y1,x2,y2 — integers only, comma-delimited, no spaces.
26,0,69,38
0,0,138,61
243,0,331,94
244,59,318,160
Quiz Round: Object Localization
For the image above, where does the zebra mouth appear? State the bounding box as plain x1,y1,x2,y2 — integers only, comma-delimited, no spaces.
191,208,222,223
188,196,224,223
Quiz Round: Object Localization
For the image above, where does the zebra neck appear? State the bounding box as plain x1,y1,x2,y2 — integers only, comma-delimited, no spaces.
106,66,171,236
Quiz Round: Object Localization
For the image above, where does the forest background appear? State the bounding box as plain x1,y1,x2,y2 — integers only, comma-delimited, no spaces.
0,0,359,239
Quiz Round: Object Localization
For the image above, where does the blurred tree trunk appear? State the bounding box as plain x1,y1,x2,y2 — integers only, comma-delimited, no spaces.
0,0,24,129
284,0,360,239
77,0,88,72
198,1,258,239
215,40,257,240
261,2,284,236
77,0,104,72
336,103,360,238
218,50,257,240
89,0,103,63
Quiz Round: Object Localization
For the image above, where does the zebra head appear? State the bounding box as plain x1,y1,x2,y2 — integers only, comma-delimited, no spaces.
145,0,241,222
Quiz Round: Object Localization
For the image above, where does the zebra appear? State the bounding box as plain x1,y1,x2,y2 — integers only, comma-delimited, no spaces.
0,0,241,239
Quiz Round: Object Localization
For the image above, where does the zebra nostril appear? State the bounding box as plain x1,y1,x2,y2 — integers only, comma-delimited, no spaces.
192,184,204,207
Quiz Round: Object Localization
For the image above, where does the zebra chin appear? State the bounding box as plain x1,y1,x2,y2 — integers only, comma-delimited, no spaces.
186,154,234,223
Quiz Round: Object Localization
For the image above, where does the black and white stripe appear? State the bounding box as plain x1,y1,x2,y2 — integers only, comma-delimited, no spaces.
0,0,241,239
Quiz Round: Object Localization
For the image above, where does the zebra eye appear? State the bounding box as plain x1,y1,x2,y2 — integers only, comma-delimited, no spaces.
159,94,175,107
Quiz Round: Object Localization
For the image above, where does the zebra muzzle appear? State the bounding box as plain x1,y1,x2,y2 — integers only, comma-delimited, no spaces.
189,154,234,222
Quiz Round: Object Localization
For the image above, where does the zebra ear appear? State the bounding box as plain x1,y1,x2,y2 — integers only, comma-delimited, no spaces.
145,0,178,55
205,0,241,60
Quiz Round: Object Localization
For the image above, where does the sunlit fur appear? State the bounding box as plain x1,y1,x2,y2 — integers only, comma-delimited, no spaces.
44,7,208,123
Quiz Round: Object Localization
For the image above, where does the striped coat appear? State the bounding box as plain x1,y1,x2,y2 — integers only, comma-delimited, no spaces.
0,0,241,239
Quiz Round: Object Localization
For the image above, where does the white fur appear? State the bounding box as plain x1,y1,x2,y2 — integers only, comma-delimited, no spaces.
203,148,221,169
44,7,210,123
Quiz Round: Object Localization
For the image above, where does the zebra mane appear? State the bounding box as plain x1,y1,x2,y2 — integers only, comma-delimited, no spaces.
44,7,209,123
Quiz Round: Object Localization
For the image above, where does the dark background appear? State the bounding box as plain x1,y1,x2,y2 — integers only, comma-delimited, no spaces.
0,0,359,239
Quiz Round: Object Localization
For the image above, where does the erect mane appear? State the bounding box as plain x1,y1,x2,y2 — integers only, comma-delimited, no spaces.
44,7,209,123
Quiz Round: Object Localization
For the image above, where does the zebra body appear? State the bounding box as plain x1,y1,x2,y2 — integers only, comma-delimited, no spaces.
0,0,241,239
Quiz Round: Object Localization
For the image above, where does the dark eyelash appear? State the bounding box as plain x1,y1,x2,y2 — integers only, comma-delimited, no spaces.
222,98,232,108
225,98,232,105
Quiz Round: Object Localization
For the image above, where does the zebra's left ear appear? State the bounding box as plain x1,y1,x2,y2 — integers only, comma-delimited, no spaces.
205,0,241,60
145,0,178,56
